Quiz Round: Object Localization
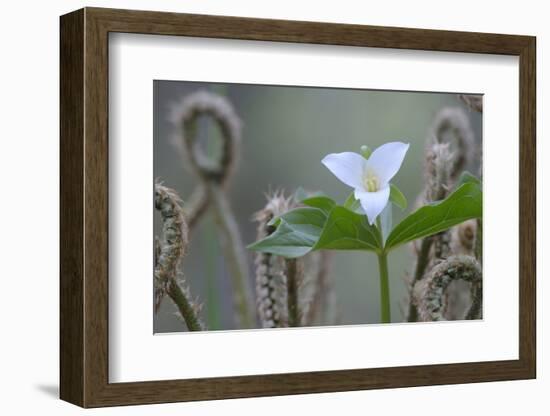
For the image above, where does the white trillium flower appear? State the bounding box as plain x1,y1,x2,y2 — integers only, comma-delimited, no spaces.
321,142,410,225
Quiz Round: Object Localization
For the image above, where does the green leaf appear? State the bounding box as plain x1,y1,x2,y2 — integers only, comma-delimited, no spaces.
247,208,326,258
343,192,355,208
343,192,362,213
456,171,481,188
247,222,313,258
268,195,334,226
385,182,482,251
314,206,382,252
248,203,383,257
389,184,407,210
301,195,336,215
279,207,328,234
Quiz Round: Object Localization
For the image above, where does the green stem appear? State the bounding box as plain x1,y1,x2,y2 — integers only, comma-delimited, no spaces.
167,279,204,331
204,215,221,330
377,251,391,324
286,259,301,327
208,183,254,328
375,216,391,323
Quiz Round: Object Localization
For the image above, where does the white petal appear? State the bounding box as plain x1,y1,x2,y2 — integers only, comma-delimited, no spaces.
321,152,366,190
355,186,391,225
365,142,409,186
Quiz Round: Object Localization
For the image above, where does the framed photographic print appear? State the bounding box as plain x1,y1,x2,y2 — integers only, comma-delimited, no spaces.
60,7,536,408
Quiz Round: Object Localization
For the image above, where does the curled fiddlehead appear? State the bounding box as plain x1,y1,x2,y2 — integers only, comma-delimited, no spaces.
154,183,204,331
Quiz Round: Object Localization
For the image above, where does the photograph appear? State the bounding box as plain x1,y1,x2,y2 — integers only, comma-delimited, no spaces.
153,81,483,333
54,5,538,409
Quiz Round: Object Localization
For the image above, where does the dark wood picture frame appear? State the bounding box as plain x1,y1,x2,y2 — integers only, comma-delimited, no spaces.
60,7,536,408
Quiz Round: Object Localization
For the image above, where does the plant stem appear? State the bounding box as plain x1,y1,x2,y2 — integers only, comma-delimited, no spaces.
377,251,391,323
475,219,483,264
286,258,301,327
204,215,221,330
407,237,433,322
304,251,332,325
375,216,391,324
167,279,204,331
208,183,254,328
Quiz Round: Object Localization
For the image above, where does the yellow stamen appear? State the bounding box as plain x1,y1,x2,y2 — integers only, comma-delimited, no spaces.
363,173,379,192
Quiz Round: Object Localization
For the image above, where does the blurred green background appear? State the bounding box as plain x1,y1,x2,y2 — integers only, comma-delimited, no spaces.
153,80,482,333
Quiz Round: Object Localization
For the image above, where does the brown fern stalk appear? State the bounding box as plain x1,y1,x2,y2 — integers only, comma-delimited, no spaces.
303,251,333,326
475,219,483,264
182,186,210,231
458,94,483,113
171,90,254,328
154,183,204,331
253,191,293,328
425,143,454,261
407,107,476,322
413,255,482,321
431,107,475,181
407,144,452,321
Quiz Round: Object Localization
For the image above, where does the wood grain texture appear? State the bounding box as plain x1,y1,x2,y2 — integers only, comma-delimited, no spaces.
59,8,84,406
518,38,536,376
59,7,537,408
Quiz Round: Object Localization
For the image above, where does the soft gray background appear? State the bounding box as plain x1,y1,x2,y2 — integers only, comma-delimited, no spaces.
154,80,481,333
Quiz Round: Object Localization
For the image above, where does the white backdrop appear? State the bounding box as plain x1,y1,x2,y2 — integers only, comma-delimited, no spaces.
0,0,546,415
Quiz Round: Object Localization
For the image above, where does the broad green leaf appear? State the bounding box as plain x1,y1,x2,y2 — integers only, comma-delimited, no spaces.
248,207,326,258
247,222,313,258
343,192,356,209
456,171,481,188
343,192,362,213
314,206,382,252
389,184,407,210
279,208,328,234
301,195,336,215
248,203,383,257
385,182,482,250
270,207,327,243
268,196,333,226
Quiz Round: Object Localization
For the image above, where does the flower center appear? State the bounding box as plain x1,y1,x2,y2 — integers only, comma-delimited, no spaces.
363,172,380,192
